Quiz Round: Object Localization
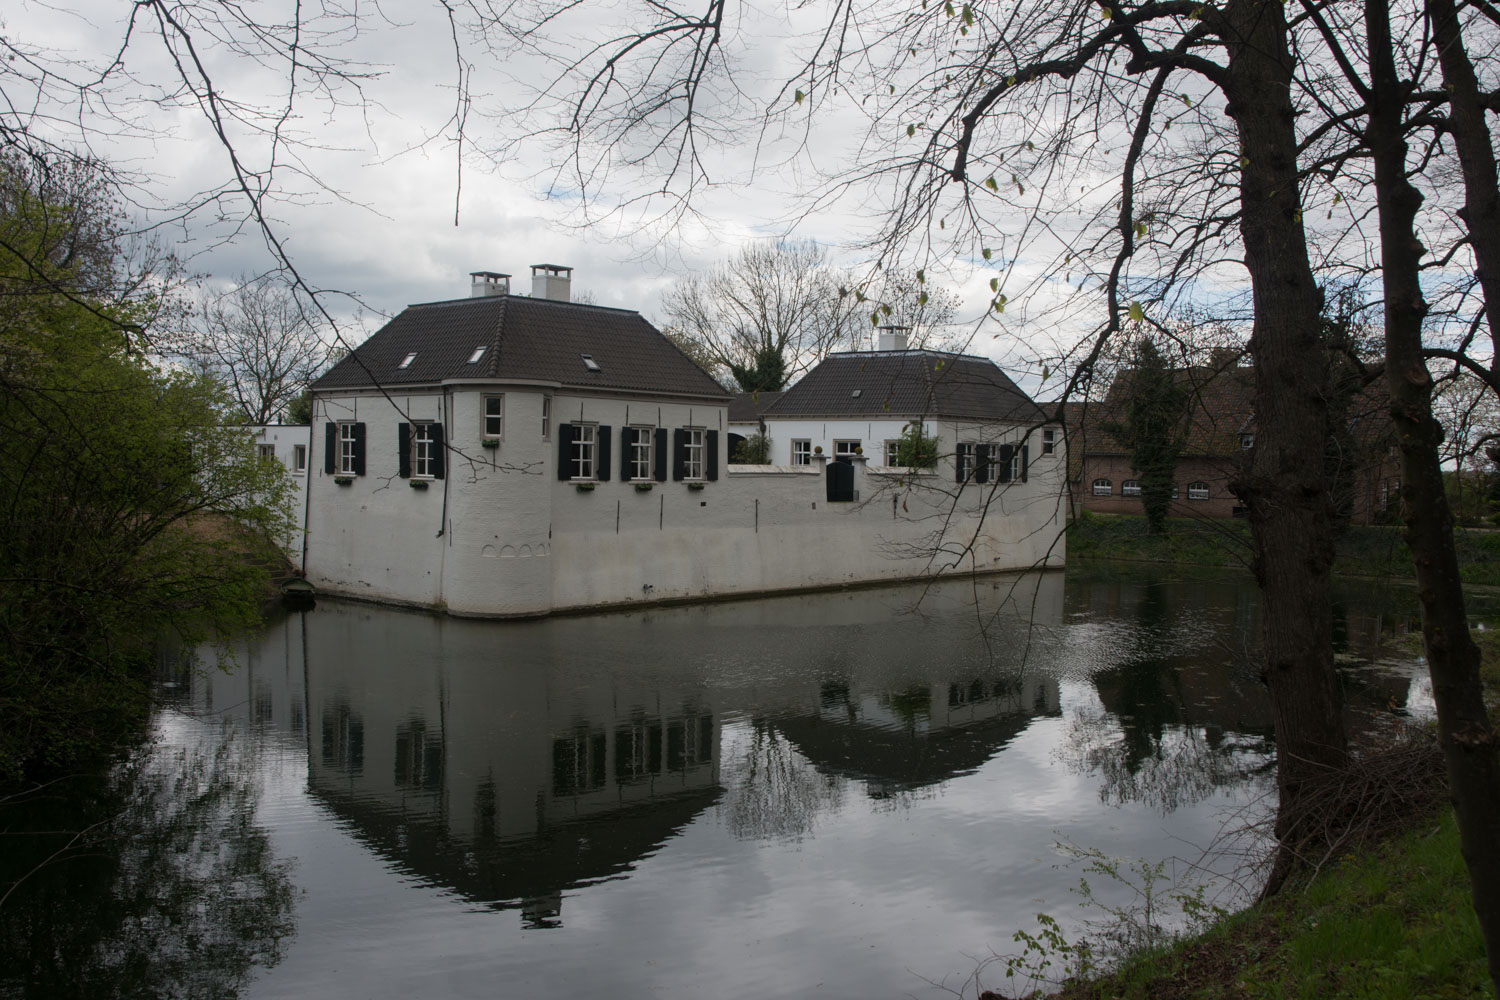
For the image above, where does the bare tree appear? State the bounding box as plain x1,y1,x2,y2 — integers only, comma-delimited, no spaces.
660,240,861,390
175,275,332,424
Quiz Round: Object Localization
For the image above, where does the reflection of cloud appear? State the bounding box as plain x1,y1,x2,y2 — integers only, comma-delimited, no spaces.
718,719,845,842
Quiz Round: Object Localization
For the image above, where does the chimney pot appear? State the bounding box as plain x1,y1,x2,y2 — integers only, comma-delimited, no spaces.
470,271,510,298
877,326,910,351
531,263,573,302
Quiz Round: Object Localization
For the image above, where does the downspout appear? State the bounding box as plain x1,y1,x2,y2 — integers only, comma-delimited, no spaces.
438,385,451,538
298,399,316,575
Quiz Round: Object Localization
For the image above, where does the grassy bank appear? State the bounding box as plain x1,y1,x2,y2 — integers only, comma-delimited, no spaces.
1067,513,1500,587
1045,810,1491,1000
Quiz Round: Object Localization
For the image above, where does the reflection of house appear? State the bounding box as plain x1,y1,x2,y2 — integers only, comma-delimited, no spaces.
1062,351,1399,523
776,673,1061,796
303,269,1066,618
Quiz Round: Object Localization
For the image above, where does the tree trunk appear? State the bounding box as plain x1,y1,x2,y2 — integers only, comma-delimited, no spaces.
1368,3,1500,991
1221,0,1349,894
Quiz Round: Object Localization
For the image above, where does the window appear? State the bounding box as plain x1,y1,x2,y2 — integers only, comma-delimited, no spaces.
1042,428,1057,455
293,444,307,474
398,352,417,369
569,423,597,480
885,440,901,466
542,396,551,440
467,346,487,364
834,439,861,461
257,443,276,462
482,394,504,440
339,422,359,475
1188,481,1210,500
1009,450,1023,482
580,353,602,373
683,428,705,480
792,439,811,465
413,423,438,478
1240,433,1255,449
956,443,976,481
1092,478,1112,496
1122,479,1141,497
627,425,654,480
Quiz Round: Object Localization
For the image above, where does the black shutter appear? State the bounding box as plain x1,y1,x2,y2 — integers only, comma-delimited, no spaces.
621,427,634,481
654,428,668,482
397,423,411,479
954,446,965,484
431,423,445,480
706,430,719,481
325,422,337,474
975,444,990,484
352,422,366,476
673,428,687,481
557,423,574,480
598,426,611,481
1020,444,1029,483
998,444,1014,483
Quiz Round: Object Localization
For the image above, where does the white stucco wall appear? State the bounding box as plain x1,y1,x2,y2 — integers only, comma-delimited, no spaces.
304,387,1068,618
248,423,312,557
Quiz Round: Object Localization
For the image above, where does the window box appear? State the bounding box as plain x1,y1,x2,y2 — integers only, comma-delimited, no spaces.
333,476,354,486
575,482,596,492
481,439,499,449
687,482,705,491
409,479,429,490
634,482,654,492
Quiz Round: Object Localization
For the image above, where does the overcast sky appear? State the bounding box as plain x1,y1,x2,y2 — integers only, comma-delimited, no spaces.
5,0,1129,392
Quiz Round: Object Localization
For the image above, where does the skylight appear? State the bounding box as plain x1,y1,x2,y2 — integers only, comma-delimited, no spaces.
581,353,602,373
399,352,418,369
467,346,487,364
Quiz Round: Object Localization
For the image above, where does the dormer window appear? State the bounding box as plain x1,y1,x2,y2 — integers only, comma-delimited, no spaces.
399,352,418,369
467,346,487,364
581,353,602,373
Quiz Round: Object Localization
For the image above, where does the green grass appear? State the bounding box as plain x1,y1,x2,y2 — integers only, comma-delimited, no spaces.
1067,512,1500,587
1053,811,1493,999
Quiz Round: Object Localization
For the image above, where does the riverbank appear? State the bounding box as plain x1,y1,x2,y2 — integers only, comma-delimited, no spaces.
1067,512,1500,587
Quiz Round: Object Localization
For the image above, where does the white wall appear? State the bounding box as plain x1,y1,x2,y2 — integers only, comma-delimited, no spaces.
305,388,1068,618
249,423,312,557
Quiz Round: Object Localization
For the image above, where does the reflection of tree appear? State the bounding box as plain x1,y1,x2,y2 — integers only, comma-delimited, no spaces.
0,725,296,998
719,720,844,842
1065,713,1274,814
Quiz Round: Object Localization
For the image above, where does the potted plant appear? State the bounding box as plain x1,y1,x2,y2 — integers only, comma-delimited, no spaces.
333,475,354,486
409,479,429,490
575,482,596,492
481,439,499,449
634,482,654,492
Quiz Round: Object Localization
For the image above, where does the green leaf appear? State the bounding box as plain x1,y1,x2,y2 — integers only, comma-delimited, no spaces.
908,123,917,137
1100,5,1112,19
870,311,880,326
982,247,993,260
1135,221,1147,237
916,268,926,283
985,176,998,191
918,291,929,305
880,303,892,316
795,89,805,104
962,4,973,25
1128,301,1145,322
989,276,999,292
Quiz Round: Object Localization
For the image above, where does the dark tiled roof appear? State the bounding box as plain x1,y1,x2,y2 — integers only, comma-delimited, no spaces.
313,295,729,399
764,350,1043,422
727,391,783,422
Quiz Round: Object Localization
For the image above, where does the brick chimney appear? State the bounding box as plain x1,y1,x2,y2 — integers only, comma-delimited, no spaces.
531,264,573,302
470,271,510,298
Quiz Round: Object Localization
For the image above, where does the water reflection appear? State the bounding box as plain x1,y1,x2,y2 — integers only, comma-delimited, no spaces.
0,728,296,999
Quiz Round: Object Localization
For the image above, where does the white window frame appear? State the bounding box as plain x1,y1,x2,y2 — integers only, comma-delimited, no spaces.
956,442,976,480
1188,481,1210,500
1092,478,1112,496
257,443,276,463
1009,451,1022,482
1122,479,1141,497
628,425,654,481
293,444,307,474
683,427,705,481
791,439,811,465
413,422,438,479
542,396,552,441
833,439,861,461
884,440,901,466
569,423,597,480
338,422,358,475
482,394,504,440
1240,433,1255,449
1042,428,1056,455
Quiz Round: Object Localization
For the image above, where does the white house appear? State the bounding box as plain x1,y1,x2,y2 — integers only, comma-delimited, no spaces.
758,327,1063,488
247,422,312,556
302,268,1065,618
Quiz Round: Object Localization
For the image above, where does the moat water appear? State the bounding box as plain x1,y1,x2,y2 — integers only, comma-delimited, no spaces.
1,565,1466,1000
